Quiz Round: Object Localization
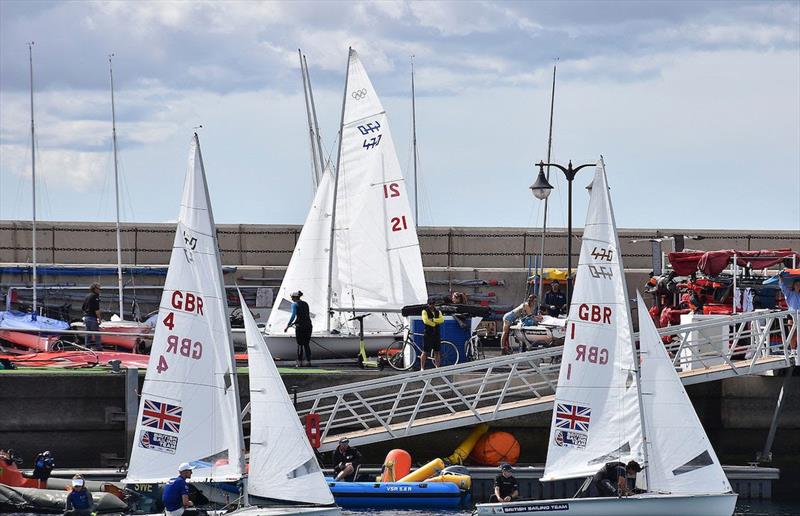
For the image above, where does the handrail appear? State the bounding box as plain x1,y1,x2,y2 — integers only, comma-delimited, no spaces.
268,309,796,452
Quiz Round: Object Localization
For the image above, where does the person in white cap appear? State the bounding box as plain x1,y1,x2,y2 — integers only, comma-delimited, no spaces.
162,462,194,515
65,474,94,516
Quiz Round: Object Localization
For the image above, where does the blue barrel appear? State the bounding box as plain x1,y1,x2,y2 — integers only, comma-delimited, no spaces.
410,316,469,366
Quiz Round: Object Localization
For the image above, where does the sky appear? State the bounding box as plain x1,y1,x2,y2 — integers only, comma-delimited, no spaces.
0,0,799,231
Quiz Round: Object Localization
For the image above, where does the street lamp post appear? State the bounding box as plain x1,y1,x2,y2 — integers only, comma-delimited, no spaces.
530,160,596,302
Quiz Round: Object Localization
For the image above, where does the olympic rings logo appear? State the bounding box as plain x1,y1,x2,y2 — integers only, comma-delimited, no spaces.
351,88,368,100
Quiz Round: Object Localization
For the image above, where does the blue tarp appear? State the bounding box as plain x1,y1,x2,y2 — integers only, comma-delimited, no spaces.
0,310,69,331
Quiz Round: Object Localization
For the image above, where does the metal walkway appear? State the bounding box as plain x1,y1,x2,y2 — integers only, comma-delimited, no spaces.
280,309,797,452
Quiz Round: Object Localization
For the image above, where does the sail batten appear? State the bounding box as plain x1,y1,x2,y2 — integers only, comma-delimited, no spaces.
124,135,244,484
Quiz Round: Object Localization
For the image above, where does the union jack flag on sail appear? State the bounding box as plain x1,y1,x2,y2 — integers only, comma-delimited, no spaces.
141,399,183,434
555,403,591,432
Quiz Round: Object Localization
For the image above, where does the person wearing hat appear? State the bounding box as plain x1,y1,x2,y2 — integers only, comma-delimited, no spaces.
332,438,362,482
162,463,194,515
82,283,103,350
490,464,518,503
543,280,567,317
581,460,643,497
285,290,313,367
420,298,446,370
65,474,94,516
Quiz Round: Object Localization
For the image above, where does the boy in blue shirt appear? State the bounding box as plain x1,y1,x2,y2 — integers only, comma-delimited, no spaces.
65,475,93,516
162,463,194,516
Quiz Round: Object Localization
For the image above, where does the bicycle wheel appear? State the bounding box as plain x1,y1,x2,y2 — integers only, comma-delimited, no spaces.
435,340,460,367
386,339,417,371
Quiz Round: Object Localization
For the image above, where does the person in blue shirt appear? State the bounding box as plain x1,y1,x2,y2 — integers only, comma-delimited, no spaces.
65,475,94,516
780,277,800,358
162,463,194,516
284,290,313,367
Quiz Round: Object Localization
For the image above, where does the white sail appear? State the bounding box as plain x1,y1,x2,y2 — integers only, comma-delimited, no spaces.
543,159,644,481
637,292,732,495
241,292,335,505
330,49,427,332
267,170,334,334
125,135,244,484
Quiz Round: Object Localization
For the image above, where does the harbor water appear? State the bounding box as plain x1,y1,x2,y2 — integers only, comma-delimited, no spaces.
340,501,800,515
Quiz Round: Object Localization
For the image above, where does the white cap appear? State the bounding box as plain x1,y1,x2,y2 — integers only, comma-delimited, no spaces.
178,462,194,472
71,478,84,487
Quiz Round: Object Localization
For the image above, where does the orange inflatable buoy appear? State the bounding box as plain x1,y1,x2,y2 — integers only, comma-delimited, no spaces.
381,449,412,482
469,431,520,466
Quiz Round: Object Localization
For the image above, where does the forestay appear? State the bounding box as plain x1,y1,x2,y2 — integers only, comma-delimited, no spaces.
637,292,732,495
267,171,334,334
331,49,427,332
543,160,644,481
241,292,335,505
125,135,245,484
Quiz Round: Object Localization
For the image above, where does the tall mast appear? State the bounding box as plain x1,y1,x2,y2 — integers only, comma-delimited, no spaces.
298,49,320,188
326,48,352,332
28,42,37,314
411,55,419,224
109,54,124,318
304,54,326,176
537,60,557,303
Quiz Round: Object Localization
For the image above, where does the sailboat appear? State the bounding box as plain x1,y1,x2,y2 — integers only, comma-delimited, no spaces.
124,133,245,486
69,55,154,352
475,160,736,516
0,42,70,352
123,134,338,515
264,48,427,360
229,292,340,515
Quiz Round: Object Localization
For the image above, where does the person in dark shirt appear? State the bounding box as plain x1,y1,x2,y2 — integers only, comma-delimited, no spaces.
81,283,102,350
332,438,362,481
490,463,519,502
581,460,642,497
163,463,194,516
32,450,54,481
543,280,567,317
65,475,94,516
285,290,313,367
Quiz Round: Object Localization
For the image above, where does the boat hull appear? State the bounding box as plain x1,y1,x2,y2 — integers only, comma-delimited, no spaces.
227,505,341,516
475,492,737,516
261,333,397,361
0,330,58,351
328,480,466,509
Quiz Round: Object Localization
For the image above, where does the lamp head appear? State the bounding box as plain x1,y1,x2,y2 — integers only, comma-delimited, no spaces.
530,162,554,200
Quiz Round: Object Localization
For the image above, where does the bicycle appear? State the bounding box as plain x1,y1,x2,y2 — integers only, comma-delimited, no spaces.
384,327,459,371
464,328,487,362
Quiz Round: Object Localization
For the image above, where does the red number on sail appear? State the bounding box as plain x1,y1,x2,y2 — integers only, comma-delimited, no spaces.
157,355,169,374
391,216,408,232
162,312,175,330
383,183,400,198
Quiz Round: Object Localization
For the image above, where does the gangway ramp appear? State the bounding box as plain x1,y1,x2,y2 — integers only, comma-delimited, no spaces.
289,309,797,452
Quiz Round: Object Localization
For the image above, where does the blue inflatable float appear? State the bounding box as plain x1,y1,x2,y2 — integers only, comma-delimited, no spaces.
327,480,468,510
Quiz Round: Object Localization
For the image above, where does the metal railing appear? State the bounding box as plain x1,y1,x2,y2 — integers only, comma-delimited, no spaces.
288,309,796,451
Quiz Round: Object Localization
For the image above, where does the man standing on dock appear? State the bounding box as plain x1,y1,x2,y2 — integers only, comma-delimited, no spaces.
780,277,800,358
81,283,102,351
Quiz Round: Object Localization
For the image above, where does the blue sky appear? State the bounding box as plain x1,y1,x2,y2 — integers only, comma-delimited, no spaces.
1,0,798,230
